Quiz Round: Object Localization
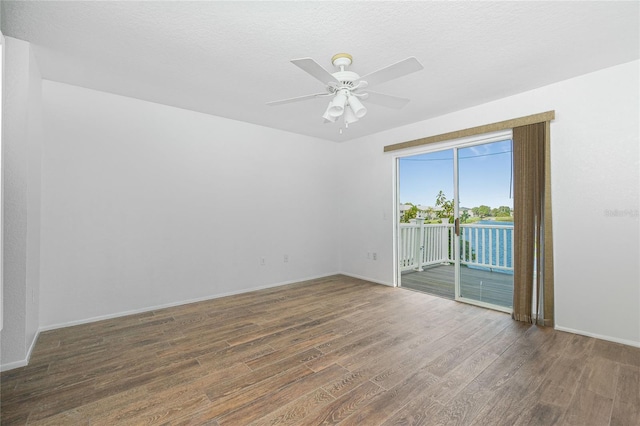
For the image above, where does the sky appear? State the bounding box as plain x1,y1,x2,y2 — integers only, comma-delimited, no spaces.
398,139,514,209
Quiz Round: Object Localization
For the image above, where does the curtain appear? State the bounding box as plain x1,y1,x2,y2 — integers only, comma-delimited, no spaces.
512,122,554,325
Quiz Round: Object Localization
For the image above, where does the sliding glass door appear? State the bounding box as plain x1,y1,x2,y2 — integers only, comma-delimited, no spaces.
457,140,514,310
397,134,514,312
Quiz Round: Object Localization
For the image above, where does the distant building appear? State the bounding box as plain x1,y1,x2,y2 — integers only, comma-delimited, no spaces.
416,205,436,219
399,204,412,216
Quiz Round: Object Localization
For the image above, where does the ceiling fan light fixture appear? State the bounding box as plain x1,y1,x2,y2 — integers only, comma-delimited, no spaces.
343,105,359,125
322,102,337,122
328,89,348,117
347,94,367,119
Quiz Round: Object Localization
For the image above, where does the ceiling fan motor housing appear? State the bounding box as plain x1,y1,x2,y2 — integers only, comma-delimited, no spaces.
332,71,360,88
331,53,361,89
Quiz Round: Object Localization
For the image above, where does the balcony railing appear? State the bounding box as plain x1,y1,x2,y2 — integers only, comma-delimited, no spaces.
399,221,514,273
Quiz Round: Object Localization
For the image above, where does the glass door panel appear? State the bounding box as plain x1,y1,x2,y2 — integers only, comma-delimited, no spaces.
457,140,514,310
398,149,456,299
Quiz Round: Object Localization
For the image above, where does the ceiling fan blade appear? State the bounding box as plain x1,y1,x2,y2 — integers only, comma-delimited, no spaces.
362,91,411,109
291,58,339,85
356,57,424,88
267,92,330,106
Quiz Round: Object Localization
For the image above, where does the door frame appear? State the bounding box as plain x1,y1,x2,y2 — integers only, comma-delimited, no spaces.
393,129,513,312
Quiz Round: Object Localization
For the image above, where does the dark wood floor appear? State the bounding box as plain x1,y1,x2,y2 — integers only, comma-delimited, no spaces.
2,275,639,425
402,264,514,309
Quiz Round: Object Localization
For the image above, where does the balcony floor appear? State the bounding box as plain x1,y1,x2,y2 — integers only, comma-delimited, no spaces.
401,264,514,309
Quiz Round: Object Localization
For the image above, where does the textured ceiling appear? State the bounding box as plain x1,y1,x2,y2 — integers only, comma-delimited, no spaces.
2,1,639,142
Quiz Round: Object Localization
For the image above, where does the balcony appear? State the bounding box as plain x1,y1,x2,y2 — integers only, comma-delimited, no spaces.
399,221,514,309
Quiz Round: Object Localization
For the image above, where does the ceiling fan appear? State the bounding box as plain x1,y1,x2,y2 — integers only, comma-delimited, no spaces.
267,53,424,131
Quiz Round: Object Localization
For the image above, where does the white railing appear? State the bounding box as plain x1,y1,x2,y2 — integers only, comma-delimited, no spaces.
459,224,513,272
399,221,514,272
399,222,454,272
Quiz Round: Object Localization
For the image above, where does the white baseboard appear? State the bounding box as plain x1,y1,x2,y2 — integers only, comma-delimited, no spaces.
0,359,28,372
38,272,342,333
0,330,40,372
339,272,395,287
554,325,640,348
27,329,40,362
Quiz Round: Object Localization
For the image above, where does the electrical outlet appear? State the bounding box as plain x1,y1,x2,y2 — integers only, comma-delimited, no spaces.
284,254,289,263
373,252,377,261
260,257,266,266
367,252,371,259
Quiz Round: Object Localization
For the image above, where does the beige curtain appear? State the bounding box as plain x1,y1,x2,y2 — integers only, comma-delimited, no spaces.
512,122,554,326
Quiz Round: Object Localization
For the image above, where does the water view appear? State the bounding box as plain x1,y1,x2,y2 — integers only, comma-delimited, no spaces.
463,220,514,274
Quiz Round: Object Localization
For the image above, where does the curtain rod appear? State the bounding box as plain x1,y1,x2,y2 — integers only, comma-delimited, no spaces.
384,110,555,153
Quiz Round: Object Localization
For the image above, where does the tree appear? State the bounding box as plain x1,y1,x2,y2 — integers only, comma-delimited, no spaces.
401,204,419,223
425,206,435,220
435,191,454,222
475,205,491,218
496,206,512,217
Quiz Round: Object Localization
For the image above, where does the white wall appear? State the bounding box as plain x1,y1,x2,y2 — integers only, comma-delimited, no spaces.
25,43,42,352
339,60,640,347
0,27,4,335
39,81,340,329
2,44,637,373
1,37,42,369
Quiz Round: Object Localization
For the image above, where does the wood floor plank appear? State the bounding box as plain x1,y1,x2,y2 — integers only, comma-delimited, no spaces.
424,326,554,425
90,383,210,426
338,368,440,426
337,331,418,371
227,314,350,352
49,385,149,423
422,314,512,378
199,364,317,421
305,330,392,372
148,361,251,394
564,389,614,426
581,356,620,398
620,344,640,367
610,364,640,426
214,363,348,425
468,330,573,425
423,335,507,405
296,380,384,425
249,388,335,426
536,357,585,407
312,324,386,357
202,348,322,402
371,311,500,391
28,410,88,426
16,377,100,422
380,394,444,426
264,318,351,351
512,401,565,426
563,332,596,359
195,341,277,372
591,339,627,364
2,274,639,425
